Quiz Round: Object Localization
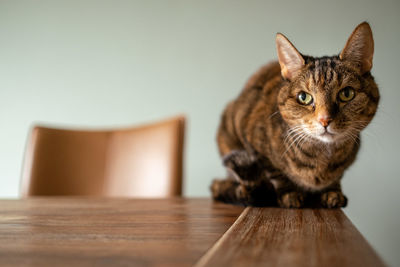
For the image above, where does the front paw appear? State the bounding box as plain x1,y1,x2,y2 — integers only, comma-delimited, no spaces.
210,179,254,206
278,192,304,208
320,191,348,208
210,179,225,200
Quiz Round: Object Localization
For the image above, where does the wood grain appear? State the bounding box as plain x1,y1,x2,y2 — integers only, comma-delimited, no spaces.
0,198,243,267
196,207,386,267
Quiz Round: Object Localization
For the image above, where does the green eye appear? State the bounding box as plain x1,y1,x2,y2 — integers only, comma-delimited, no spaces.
338,87,355,102
297,91,313,105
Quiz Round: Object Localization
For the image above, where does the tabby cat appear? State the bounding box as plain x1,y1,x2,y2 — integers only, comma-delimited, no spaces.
211,22,379,208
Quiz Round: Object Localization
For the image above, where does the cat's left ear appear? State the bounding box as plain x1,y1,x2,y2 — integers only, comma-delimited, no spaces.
276,33,305,80
340,22,374,74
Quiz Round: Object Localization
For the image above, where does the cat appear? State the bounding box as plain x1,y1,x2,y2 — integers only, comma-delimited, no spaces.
211,22,380,208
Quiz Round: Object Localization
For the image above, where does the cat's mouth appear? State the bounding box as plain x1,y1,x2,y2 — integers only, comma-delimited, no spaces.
321,131,334,137
301,124,342,143
321,129,335,137
316,128,337,142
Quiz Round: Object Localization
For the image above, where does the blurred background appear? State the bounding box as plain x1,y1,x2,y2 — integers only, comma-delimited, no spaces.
0,0,399,265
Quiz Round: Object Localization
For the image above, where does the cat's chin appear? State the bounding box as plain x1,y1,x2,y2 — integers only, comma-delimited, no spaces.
316,132,336,143
314,132,351,144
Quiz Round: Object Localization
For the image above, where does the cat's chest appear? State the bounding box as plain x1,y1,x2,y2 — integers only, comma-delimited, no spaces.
282,144,349,190
304,145,344,168
290,149,333,172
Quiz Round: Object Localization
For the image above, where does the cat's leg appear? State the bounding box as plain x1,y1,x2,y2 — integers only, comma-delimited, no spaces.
210,148,260,206
210,178,275,206
223,151,307,208
319,182,348,208
222,149,260,182
270,176,306,208
210,178,252,206
213,150,276,206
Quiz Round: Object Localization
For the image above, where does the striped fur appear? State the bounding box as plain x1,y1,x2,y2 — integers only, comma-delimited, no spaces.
212,23,379,208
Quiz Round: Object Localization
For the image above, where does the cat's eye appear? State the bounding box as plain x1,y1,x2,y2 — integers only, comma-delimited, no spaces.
338,87,355,102
297,91,313,105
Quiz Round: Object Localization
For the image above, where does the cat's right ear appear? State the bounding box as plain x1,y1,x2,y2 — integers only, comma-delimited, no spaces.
276,33,305,81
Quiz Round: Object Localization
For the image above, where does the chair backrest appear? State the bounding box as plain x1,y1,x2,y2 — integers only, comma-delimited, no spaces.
20,116,185,197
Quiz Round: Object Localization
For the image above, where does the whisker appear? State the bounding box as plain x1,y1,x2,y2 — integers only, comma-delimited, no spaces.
283,126,303,144
299,133,311,148
268,111,279,120
281,132,306,158
295,134,308,151
284,130,303,147
344,129,360,145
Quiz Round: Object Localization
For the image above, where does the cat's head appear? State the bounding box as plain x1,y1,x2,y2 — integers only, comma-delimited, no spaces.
276,22,379,144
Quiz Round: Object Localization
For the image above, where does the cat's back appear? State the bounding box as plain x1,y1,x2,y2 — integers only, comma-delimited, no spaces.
217,61,282,156
234,61,283,129
233,61,282,113
242,61,282,94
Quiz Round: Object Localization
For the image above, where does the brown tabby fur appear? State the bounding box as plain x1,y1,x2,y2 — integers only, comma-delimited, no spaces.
211,22,380,208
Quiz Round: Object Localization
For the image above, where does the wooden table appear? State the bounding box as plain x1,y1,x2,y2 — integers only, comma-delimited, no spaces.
0,198,385,267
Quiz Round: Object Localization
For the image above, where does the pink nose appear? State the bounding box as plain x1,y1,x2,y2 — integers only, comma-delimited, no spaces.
318,115,332,127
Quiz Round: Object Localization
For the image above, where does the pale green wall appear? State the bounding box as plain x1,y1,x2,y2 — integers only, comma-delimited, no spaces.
0,0,399,265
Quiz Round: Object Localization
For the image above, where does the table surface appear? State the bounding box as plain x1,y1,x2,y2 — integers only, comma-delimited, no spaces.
0,198,385,267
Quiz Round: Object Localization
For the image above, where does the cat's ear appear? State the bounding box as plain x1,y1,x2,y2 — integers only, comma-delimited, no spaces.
276,33,305,80
340,22,374,74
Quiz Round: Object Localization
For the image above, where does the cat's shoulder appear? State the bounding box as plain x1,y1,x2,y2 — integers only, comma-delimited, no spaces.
244,61,282,90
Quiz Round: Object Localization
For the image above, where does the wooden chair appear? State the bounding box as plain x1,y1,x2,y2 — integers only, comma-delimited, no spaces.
20,116,185,197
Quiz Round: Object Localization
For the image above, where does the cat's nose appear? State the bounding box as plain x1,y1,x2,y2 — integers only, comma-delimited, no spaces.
318,115,332,127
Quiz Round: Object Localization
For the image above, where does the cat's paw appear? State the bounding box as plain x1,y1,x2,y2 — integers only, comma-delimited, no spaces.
320,191,348,208
234,183,252,204
210,179,254,206
210,179,224,200
277,192,304,208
